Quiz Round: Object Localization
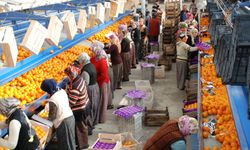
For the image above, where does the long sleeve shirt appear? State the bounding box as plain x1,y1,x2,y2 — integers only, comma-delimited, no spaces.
176,41,198,60
105,44,122,65
66,76,89,112
91,57,109,87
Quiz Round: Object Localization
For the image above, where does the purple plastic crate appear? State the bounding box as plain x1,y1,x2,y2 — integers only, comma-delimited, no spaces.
145,54,160,60
195,42,210,50
125,90,147,99
93,141,116,149
140,63,155,68
113,105,144,119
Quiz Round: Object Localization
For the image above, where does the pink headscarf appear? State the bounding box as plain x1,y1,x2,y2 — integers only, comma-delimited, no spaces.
178,115,198,136
186,12,194,20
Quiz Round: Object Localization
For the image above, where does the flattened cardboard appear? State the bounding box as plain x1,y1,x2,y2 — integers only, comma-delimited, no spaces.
20,20,48,55
46,16,63,46
0,26,18,67
77,9,87,33
61,12,77,40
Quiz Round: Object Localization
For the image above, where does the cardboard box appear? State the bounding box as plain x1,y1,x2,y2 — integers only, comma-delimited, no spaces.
0,26,18,67
96,3,105,24
61,11,77,40
121,132,141,150
89,133,122,150
20,20,48,55
46,16,63,46
110,1,119,18
30,120,51,150
117,113,143,140
88,6,96,28
77,9,87,33
155,66,166,79
104,2,111,21
31,114,53,128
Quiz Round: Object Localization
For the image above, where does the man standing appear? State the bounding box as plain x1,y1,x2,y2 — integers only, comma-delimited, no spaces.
180,5,188,22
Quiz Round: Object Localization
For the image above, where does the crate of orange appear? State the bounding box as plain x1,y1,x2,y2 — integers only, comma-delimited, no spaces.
30,120,51,149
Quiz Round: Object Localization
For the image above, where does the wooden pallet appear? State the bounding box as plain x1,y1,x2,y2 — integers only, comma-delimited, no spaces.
144,107,169,126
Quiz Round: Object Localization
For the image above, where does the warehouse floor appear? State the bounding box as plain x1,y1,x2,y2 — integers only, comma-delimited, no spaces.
77,40,186,148
77,2,193,148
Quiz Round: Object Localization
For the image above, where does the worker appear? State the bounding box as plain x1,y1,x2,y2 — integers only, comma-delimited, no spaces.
105,34,123,90
187,28,199,47
90,42,110,123
180,5,188,22
189,0,198,19
148,13,160,43
64,66,90,149
131,21,141,63
176,33,199,90
143,115,198,150
0,98,40,150
139,18,148,60
75,52,100,129
40,79,76,150
120,25,132,82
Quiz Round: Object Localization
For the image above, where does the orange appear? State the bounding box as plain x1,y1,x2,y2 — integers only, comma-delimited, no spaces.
202,131,209,138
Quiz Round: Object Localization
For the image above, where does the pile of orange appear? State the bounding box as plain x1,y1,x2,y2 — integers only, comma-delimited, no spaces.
200,17,240,150
39,110,49,119
0,45,92,105
33,125,46,140
0,148,9,150
0,16,131,105
184,102,197,111
88,16,131,43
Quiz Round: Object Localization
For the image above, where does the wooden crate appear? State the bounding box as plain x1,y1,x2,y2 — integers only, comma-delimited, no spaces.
104,2,111,21
88,6,96,28
61,12,77,40
0,26,18,67
96,3,105,24
144,107,169,126
110,0,119,18
20,20,47,55
77,9,87,33
46,16,63,46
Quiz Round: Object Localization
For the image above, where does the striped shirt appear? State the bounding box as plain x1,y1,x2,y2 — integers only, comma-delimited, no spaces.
66,75,89,112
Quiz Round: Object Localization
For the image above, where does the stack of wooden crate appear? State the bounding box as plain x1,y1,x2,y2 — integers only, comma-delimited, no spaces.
159,0,180,69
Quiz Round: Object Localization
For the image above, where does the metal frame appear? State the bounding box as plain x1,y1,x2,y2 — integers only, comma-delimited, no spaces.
0,11,130,86
227,85,250,149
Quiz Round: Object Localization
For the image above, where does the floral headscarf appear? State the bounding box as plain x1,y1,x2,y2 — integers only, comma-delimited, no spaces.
0,98,20,117
64,65,80,80
179,22,188,29
178,115,198,136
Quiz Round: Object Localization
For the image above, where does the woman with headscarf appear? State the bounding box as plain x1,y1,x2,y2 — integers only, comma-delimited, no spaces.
64,66,90,149
76,52,100,128
186,28,199,47
139,18,148,59
176,33,199,90
0,98,40,150
40,79,75,150
131,21,141,63
90,42,110,123
143,115,198,150
105,34,123,90
119,26,132,81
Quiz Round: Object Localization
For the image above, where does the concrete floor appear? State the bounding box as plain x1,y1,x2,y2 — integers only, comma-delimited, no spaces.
76,2,193,148
79,44,186,146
